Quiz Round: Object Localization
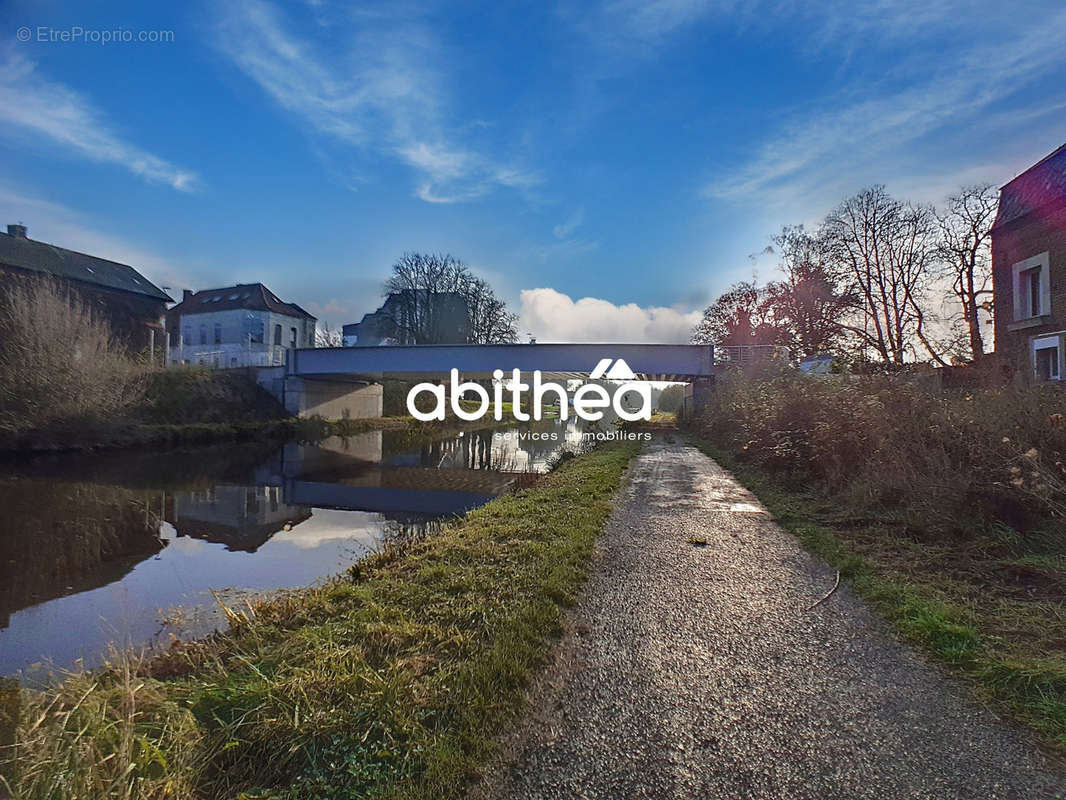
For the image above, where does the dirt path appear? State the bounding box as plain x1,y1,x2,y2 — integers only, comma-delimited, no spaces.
473,437,1065,799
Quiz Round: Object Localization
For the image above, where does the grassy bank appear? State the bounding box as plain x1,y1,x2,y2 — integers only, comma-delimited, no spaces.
684,373,1066,753
2,442,639,799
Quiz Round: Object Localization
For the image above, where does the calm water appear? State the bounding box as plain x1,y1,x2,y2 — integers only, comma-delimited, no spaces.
0,419,591,680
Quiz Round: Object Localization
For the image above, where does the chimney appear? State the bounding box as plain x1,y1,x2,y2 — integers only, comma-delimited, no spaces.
183,289,194,302
7,223,27,238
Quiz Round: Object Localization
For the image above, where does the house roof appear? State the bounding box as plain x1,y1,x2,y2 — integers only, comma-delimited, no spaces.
993,142,1066,231
170,283,316,320
0,228,173,302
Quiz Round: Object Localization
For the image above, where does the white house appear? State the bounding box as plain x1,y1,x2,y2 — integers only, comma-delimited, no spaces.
167,283,316,368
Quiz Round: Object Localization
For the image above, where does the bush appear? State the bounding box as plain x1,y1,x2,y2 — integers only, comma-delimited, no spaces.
0,279,147,434
657,384,685,413
690,372,1066,536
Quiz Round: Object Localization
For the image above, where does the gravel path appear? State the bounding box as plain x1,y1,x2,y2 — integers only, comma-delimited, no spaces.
474,437,1066,799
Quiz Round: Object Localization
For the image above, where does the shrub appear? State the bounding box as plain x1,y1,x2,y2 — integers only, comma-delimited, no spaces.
0,279,147,434
137,367,285,425
691,372,1066,536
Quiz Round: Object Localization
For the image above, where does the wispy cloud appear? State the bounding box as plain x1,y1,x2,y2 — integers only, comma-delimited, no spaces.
0,52,198,192
703,3,1066,207
214,0,537,203
564,1,1066,211
534,237,600,262
582,0,1023,54
553,206,585,239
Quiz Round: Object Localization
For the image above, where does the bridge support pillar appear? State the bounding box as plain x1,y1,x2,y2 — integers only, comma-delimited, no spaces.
281,377,383,419
682,377,715,418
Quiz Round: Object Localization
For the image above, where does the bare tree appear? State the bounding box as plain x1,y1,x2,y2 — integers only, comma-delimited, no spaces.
762,226,855,358
935,184,997,362
382,252,517,344
692,280,779,347
821,186,943,365
462,275,518,344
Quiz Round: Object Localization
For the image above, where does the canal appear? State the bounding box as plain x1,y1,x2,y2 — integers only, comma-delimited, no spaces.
0,419,595,680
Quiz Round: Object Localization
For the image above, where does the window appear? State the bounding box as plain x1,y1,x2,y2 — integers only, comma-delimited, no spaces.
199,324,207,345
290,327,298,347
214,323,222,344
1012,252,1050,320
1032,333,1064,382
182,327,191,346
249,320,264,344
273,324,282,345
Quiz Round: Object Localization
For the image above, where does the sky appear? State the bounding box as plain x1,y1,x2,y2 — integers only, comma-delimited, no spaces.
1,0,1065,342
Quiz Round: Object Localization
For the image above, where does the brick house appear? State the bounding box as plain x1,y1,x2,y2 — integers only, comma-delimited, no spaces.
992,143,1066,382
0,222,173,354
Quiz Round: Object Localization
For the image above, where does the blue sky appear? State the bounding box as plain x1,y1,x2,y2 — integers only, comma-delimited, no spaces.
2,0,1065,342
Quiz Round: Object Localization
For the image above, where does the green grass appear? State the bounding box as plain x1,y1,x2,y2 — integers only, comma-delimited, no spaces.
3,442,639,799
688,435,1066,753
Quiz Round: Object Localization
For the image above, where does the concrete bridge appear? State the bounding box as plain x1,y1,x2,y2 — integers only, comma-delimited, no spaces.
257,343,715,419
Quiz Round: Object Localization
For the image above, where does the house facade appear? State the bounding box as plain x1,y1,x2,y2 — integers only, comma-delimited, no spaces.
992,143,1066,382
0,223,172,354
167,283,316,368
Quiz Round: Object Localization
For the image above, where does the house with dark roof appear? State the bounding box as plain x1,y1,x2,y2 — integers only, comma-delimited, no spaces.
169,484,311,553
166,283,316,368
0,223,173,353
992,143,1066,382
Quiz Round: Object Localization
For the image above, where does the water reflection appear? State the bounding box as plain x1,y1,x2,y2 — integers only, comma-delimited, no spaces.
0,418,588,678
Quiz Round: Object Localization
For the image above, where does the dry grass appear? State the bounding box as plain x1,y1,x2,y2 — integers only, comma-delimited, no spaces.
0,278,147,435
693,371,1066,533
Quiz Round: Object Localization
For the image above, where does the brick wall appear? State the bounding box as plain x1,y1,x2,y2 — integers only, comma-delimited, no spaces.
991,200,1066,376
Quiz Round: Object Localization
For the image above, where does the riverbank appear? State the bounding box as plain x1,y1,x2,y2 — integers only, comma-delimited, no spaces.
683,433,1066,756
1,441,640,799
0,413,422,455
1,367,547,455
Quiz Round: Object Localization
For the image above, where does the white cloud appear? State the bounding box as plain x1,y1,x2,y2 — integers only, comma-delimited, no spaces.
519,287,701,343
214,0,536,203
0,183,188,291
704,4,1066,208
0,52,198,192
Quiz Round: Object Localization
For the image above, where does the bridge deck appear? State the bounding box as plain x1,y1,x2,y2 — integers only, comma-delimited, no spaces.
286,343,714,382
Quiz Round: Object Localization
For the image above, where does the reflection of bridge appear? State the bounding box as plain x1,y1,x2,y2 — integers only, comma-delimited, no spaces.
257,343,715,418
286,479,499,516
281,446,531,516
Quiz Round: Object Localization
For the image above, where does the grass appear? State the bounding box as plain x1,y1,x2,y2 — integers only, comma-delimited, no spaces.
2,441,640,799
687,435,1066,754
